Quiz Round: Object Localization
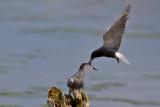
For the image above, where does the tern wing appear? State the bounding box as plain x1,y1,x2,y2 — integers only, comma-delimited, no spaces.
103,5,131,50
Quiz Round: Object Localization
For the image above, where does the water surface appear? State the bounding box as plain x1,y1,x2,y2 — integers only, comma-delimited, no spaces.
0,0,160,107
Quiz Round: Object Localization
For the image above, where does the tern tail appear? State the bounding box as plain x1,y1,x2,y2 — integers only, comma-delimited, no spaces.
115,52,131,65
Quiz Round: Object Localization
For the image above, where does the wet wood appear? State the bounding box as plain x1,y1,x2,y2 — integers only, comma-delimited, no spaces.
47,86,90,107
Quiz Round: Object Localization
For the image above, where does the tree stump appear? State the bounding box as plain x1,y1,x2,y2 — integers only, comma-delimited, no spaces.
47,87,90,107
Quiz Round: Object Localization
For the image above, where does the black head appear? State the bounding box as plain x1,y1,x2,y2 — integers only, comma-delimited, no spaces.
92,49,104,59
91,50,97,59
89,51,97,65
89,49,103,64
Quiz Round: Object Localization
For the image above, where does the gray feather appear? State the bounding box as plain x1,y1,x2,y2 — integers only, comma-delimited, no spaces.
103,5,131,50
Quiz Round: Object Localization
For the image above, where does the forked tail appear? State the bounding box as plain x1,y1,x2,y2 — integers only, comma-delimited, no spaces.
115,52,131,65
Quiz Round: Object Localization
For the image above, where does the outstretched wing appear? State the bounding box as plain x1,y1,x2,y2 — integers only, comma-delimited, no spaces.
103,5,131,50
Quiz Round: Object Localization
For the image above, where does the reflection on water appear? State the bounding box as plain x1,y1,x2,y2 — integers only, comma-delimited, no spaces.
0,0,160,107
90,82,126,91
0,105,21,107
20,26,100,36
143,73,160,80
0,86,47,98
91,96,160,106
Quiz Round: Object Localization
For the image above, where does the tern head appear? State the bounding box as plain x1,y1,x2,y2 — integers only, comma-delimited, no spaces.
79,63,97,71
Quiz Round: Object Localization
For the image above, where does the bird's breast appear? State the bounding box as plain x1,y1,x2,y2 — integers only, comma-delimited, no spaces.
69,80,84,90
103,50,115,58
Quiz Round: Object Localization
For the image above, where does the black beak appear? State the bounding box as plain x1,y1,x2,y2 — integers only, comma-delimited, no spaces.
88,59,93,65
88,59,98,71
92,66,98,71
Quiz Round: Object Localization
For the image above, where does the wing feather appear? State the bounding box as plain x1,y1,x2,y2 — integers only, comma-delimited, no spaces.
103,5,131,50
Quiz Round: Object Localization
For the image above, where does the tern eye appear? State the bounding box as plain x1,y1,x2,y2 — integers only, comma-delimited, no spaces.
75,75,79,79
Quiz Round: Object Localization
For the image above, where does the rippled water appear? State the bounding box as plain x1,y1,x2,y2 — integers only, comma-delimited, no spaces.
0,0,160,107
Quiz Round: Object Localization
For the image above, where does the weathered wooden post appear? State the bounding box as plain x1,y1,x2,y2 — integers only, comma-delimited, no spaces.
47,86,90,107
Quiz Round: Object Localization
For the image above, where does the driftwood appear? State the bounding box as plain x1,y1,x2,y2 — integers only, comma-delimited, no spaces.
47,87,90,107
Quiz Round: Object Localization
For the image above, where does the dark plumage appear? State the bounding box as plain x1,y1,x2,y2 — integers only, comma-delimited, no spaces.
89,5,131,65
67,63,95,96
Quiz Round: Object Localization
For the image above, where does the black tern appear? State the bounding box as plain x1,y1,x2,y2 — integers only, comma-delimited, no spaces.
67,63,95,96
89,5,131,65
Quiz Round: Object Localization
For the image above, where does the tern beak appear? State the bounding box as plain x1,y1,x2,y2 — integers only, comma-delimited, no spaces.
88,59,98,71
92,66,98,71
88,59,93,65
88,63,98,71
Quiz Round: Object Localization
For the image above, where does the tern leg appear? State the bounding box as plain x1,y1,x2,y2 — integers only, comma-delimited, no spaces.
68,88,72,96
116,58,120,63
